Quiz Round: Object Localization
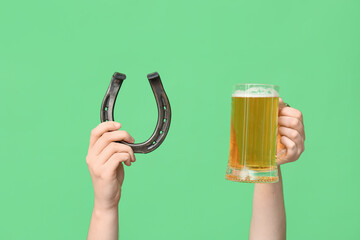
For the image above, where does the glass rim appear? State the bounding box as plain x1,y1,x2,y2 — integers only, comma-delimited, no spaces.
233,83,280,89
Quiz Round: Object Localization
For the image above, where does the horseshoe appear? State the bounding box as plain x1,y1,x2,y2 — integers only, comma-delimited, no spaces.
100,72,171,154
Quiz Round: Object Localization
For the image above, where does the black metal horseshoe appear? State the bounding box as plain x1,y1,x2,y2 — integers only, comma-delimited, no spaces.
100,72,171,154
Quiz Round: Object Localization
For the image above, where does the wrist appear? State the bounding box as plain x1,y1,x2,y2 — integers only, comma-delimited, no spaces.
93,189,121,212
91,203,119,231
93,203,118,217
93,198,120,213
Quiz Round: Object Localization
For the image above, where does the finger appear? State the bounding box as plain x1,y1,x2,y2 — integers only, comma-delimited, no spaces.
279,107,303,122
103,153,131,177
89,121,121,148
279,136,298,162
278,126,303,144
279,97,286,109
278,116,305,140
93,130,135,155
97,142,136,164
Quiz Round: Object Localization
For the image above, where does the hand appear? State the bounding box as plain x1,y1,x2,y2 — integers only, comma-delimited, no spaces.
276,98,305,165
86,121,136,211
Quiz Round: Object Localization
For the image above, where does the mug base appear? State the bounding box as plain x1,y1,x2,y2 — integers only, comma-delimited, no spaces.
225,167,279,183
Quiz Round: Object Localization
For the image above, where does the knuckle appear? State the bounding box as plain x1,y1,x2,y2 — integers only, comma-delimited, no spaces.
124,145,133,153
116,152,130,162
102,132,112,140
278,116,284,124
118,151,127,158
291,108,302,118
290,130,298,139
85,156,91,164
100,172,110,180
90,128,97,136
93,167,102,177
297,111,303,120
119,130,130,138
109,142,118,151
113,152,123,159
124,153,131,161
289,141,296,150
122,130,129,135
297,149,302,157
300,127,305,137
279,126,285,133
291,118,299,128
102,121,113,127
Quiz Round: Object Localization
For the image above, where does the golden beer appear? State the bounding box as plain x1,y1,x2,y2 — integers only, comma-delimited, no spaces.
226,85,280,183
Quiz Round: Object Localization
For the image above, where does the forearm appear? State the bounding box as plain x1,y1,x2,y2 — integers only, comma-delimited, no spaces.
249,166,286,240
87,202,119,240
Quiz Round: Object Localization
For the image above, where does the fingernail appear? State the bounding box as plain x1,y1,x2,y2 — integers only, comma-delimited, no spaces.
131,137,135,143
114,122,121,128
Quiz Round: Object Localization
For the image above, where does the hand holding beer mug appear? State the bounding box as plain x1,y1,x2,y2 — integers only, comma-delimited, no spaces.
277,97,305,165
226,84,293,183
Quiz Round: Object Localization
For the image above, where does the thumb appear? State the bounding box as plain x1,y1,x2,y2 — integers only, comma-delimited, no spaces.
278,97,286,113
279,97,286,108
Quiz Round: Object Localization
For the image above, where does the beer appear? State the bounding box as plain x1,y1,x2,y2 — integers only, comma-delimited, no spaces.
226,86,279,183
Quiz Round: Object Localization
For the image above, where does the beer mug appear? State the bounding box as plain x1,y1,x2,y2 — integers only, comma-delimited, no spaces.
225,84,282,183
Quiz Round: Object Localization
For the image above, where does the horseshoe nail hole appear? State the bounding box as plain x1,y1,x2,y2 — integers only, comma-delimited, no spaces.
160,130,163,134
152,141,156,145
163,106,167,110
105,107,108,111
163,119,167,122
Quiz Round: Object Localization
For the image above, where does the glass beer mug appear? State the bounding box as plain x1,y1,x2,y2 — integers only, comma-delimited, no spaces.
225,84,283,183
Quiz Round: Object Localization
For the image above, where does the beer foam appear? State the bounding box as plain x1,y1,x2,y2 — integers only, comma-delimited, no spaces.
232,87,279,97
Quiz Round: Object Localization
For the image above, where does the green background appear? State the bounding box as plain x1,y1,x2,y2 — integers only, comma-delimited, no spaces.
1,0,359,239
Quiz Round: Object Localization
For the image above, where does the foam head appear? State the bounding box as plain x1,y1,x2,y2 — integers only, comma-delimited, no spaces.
232,87,279,97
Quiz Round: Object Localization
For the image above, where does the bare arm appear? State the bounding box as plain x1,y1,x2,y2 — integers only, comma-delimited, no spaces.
249,167,286,240
249,99,305,240
88,205,119,240
86,121,136,240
